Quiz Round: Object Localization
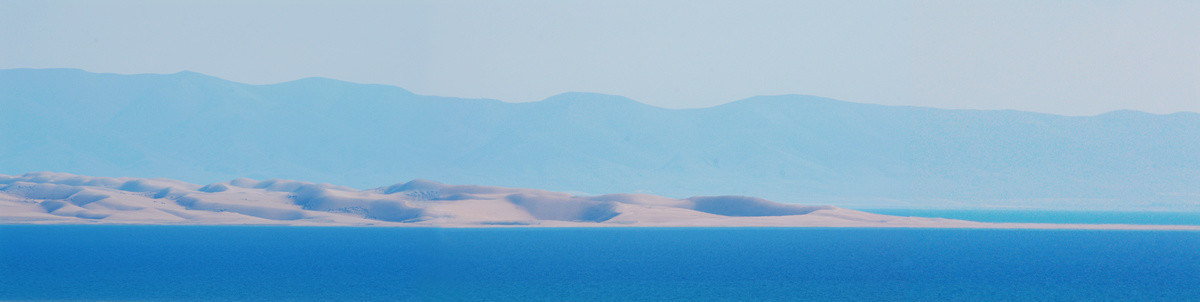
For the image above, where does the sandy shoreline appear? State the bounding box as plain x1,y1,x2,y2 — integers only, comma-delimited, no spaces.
4,220,1199,231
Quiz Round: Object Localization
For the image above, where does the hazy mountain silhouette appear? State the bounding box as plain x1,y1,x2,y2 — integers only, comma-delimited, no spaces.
3,68,1198,209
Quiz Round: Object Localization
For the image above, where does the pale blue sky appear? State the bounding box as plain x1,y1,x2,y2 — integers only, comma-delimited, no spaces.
2,0,1197,115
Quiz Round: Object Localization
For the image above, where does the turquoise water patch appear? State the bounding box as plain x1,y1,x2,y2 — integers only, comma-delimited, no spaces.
856,209,1200,225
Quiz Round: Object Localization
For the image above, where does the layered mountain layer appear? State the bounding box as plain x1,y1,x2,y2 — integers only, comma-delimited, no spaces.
3,69,1199,209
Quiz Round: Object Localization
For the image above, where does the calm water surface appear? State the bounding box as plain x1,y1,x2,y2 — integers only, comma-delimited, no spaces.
2,225,1198,301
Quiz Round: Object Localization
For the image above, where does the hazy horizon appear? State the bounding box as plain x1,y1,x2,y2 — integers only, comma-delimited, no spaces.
3,0,1198,115
10,67,1199,117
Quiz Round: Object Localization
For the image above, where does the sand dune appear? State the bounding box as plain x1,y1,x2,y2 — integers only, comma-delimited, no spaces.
1,172,1196,230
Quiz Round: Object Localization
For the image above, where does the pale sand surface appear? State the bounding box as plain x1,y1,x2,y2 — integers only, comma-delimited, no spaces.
3,172,1197,230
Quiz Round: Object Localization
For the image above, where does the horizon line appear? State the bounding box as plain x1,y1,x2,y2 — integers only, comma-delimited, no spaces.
5,67,1199,117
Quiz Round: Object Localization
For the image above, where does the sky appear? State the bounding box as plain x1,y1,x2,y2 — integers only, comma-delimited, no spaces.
2,0,1198,115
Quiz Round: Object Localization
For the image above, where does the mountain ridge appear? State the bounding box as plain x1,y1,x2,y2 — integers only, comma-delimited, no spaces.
2,68,1199,210
7,68,1196,116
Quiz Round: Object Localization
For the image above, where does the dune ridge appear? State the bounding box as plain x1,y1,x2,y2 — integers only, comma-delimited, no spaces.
1,172,1197,230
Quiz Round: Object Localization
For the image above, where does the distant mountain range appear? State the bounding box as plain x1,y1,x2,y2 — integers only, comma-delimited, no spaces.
2,68,1198,210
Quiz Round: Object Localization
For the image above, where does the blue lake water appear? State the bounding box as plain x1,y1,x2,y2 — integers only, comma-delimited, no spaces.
2,226,1198,301
857,209,1200,225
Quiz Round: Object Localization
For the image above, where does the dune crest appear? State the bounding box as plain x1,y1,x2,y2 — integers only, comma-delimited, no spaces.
1,172,1197,230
